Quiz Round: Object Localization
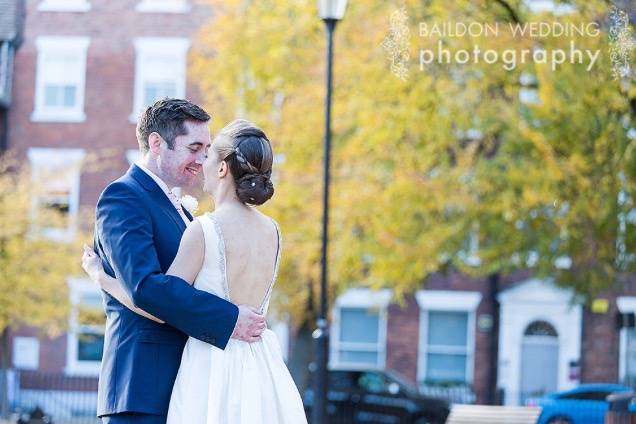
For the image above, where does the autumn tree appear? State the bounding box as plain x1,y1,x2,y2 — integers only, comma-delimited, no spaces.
191,0,636,321
0,153,87,414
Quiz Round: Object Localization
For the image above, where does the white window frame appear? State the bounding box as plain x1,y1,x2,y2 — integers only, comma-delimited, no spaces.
37,0,91,12
416,290,482,386
27,147,85,242
130,37,190,123
330,288,391,370
32,36,90,123
65,278,104,376
618,297,636,383
136,0,190,13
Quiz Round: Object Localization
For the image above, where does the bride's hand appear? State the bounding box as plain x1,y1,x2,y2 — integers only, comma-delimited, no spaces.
82,244,105,284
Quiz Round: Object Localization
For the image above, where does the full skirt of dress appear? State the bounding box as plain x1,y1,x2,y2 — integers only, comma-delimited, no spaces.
167,329,307,424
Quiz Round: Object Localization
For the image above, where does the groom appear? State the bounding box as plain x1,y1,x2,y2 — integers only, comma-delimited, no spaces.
93,98,266,423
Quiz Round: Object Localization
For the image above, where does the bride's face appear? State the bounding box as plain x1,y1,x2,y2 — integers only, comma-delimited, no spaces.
202,145,223,194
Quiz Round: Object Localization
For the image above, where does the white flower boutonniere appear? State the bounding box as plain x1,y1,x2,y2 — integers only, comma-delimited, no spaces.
180,195,199,215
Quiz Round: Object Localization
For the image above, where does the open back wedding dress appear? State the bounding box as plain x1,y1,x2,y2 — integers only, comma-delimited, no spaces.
166,213,307,423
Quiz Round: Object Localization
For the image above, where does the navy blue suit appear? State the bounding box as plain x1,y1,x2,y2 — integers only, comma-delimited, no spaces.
94,164,239,421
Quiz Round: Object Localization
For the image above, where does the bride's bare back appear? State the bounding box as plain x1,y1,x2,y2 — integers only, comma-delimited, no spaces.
213,208,280,311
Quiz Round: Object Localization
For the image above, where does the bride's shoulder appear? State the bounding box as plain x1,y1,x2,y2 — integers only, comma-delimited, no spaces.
176,219,205,257
253,210,281,234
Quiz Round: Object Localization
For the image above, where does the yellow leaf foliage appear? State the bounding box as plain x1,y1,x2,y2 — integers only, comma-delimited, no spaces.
191,0,636,321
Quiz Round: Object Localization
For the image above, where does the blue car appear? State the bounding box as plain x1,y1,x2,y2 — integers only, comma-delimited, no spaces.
526,384,631,424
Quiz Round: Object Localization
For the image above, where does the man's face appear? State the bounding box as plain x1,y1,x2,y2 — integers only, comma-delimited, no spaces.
158,120,211,188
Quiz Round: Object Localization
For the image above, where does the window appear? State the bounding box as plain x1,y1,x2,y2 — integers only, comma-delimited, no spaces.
0,41,15,107
66,278,105,375
32,37,90,122
136,0,190,13
618,297,636,387
328,371,357,390
416,290,481,386
131,38,189,122
337,308,381,366
37,0,91,12
331,289,391,369
561,391,612,401
525,320,558,336
27,148,85,241
623,327,636,386
12,337,40,370
357,371,399,394
424,311,469,383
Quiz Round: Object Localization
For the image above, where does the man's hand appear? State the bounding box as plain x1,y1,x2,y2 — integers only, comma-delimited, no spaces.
82,244,104,285
231,305,266,343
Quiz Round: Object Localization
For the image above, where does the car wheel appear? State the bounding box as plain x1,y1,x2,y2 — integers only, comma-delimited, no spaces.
547,417,572,424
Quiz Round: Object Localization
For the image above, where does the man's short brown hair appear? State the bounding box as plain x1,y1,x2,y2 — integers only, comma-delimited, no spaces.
136,98,211,152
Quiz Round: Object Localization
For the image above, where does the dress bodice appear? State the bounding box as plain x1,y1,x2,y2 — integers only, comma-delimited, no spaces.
194,213,282,315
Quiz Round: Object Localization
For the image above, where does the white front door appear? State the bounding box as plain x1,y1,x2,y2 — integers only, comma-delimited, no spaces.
497,279,582,406
519,321,560,404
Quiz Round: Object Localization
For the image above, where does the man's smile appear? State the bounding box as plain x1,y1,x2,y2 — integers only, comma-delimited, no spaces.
185,165,201,176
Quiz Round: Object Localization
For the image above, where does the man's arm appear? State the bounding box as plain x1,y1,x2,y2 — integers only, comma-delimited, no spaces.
83,245,163,323
96,181,238,349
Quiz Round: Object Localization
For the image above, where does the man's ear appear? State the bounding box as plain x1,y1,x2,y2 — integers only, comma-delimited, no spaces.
148,132,162,155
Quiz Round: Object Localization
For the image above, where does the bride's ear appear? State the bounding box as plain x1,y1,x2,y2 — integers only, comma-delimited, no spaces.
218,160,229,178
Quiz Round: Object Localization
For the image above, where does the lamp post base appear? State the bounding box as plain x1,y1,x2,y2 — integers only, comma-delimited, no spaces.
311,318,330,424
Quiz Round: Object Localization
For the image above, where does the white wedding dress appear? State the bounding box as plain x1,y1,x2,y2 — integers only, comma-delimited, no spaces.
167,213,307,424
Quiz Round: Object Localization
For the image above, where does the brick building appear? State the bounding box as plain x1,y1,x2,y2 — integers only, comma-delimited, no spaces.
327,274,636,406
5,0,636,419
5,0,216,417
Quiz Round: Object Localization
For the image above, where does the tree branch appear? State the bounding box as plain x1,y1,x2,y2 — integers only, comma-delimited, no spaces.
493,0,521,24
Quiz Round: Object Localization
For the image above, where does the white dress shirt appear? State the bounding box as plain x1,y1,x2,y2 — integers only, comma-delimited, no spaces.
136,163,190,225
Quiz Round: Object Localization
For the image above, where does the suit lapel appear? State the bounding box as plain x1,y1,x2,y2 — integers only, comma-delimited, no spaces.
129,165,187,232
182,206,193,222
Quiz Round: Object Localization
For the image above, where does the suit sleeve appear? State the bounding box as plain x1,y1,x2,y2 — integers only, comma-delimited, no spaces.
95,181,238,349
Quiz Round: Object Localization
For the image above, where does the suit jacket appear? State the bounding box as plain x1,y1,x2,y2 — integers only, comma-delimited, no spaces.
94,164,239,416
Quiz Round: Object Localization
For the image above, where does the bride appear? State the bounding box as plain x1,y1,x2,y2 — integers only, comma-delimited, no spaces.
82,119,307,423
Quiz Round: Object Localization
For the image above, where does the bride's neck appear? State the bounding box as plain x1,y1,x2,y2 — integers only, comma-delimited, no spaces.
212,183,250,212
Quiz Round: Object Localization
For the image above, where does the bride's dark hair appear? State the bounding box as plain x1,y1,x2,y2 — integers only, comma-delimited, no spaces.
212,119,275,206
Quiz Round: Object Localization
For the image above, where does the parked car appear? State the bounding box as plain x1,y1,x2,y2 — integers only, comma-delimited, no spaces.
526,383,631,424
303,368,449,424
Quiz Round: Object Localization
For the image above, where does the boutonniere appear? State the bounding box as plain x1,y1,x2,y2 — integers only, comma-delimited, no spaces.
180,195,199,215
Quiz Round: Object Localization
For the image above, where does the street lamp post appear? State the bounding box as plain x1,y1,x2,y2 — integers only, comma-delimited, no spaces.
313,1,347,423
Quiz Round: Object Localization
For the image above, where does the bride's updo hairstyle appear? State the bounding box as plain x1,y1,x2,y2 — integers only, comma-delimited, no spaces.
213,119,275,206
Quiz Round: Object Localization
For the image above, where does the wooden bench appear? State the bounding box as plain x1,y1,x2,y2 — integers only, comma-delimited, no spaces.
446,404,542,424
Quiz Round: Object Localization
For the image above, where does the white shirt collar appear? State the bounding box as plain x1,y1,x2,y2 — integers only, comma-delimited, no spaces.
136,162,176,201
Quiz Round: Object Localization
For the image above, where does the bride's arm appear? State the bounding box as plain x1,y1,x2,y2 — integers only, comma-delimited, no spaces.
82,221,205,324
165,220,205,283
82,245,164,323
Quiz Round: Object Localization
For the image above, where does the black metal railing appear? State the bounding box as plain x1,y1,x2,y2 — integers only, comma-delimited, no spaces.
2,369,99,424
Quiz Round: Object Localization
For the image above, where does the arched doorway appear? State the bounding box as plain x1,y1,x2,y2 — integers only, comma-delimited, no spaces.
520,320,559,404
